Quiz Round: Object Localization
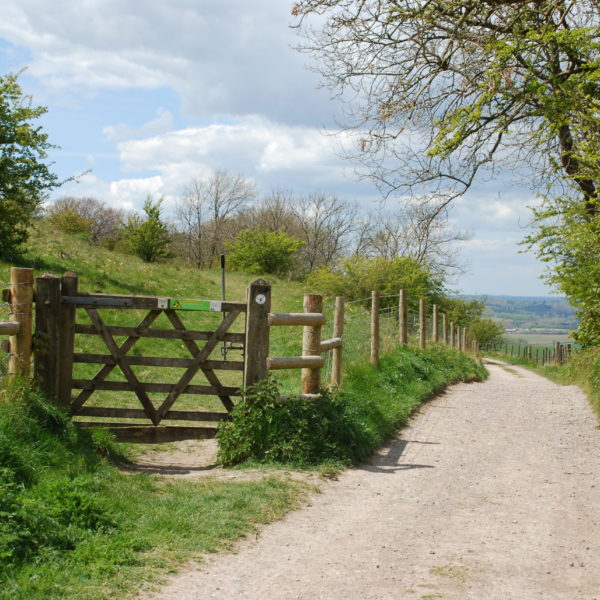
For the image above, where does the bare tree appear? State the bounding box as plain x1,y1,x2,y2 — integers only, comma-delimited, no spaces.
175,170,256,268
175,179,205,268
364,198,470,278
292,193,359,272
243,189,303,237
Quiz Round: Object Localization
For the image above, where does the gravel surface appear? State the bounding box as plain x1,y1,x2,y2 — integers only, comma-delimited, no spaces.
142,360,600,600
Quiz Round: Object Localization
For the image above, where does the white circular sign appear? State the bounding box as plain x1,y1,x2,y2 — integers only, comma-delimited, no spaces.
255,293,266,305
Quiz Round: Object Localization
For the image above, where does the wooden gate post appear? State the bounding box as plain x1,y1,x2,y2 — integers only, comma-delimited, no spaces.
432,304,439,343
398,289,408,346
331,296,344,387
57,272,78,406
302,294,323,394
8,267,34,379
244,279,271,389
34,274,61,399
371,290,380,365
419,298,426,349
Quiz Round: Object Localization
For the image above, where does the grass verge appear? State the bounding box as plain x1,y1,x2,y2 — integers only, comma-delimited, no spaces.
217,345,487,469
0,382,307,600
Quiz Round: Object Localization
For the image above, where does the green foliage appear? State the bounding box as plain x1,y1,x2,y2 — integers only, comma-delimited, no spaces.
469,318,505,345
48,208,92,236
438,297,486,328
526,196,600,346
306,255,443,307
217,346,486,468
0,382,304,599
122,196,172,263
0,72,60,259
226,227,303,275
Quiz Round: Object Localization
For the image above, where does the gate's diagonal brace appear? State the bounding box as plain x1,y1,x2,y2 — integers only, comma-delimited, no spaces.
71,309,162,411
157,310,241,419
164,311,236,412
86,308,160,425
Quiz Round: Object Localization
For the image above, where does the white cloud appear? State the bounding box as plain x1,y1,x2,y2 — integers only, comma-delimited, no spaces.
0,0,331,124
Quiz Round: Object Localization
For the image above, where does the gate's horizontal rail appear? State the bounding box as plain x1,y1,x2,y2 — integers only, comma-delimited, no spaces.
64,293,247,312
73,353,244,370
72,379,241,396
75,423,219,443
74,406,230,421
74,324,245,343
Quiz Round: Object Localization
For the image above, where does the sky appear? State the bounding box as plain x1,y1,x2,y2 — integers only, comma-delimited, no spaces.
0,0,558,297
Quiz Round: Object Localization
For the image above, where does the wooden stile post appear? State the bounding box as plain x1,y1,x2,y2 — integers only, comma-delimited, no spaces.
432,304,439,343
442,312,448,344
8,267,34,379
302,293,323,394
331,296,344,387
398,289,408,346
244,279,271,389
419,298,426,349
34,274,61,399
371,290,380,365
57,272,78,406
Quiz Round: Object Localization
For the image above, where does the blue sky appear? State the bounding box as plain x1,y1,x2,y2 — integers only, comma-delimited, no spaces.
0,0,557,297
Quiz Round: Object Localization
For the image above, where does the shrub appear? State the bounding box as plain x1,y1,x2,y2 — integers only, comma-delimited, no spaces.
227,227,303,276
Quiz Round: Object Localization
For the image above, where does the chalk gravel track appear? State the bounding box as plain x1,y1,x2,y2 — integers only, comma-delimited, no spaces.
143,360,600,600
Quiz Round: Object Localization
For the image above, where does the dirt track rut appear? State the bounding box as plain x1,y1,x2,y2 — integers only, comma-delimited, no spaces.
144,360,600,600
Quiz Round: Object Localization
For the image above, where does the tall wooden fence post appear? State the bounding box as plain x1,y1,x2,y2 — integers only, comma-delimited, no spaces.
371,290,380,365
442,313,448,344
450,321,455,348
331,296,344,387
8,267,34,379
244,279,271,389
302,294,323,394
419,298,426,349
34,274,61,399
57,272,78,406
399,289,408,347
432,304,439,343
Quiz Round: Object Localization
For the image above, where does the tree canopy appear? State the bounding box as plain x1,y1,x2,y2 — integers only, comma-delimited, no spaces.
293,0,600,211
0,72,60,258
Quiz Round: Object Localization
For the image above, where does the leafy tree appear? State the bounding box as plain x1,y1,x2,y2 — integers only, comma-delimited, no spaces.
0,72,60,258
470,318,505,345
294,0,600,342
122,196,172,263
226,228,304,276
437,297,486,328
306,255,444,307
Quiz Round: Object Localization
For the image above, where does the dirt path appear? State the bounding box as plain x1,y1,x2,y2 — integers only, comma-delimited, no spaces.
141,360,600,600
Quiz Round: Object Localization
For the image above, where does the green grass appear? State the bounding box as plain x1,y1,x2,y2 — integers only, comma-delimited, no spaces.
0,382,307,600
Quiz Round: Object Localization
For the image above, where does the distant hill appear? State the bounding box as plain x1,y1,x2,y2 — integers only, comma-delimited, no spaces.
461,295,578,332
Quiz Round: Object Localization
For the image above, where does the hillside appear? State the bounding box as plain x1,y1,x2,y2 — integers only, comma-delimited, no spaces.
462,294,578,333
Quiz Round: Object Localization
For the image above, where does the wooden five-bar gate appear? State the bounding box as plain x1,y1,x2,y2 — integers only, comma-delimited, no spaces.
32,272,271,442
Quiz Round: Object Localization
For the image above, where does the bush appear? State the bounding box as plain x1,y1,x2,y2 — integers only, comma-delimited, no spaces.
227,227,303,276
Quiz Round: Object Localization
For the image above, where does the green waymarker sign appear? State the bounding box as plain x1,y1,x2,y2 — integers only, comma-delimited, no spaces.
158,298,222,312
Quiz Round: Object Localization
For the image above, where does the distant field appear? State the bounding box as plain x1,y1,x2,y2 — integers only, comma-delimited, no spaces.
503,333,573,345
